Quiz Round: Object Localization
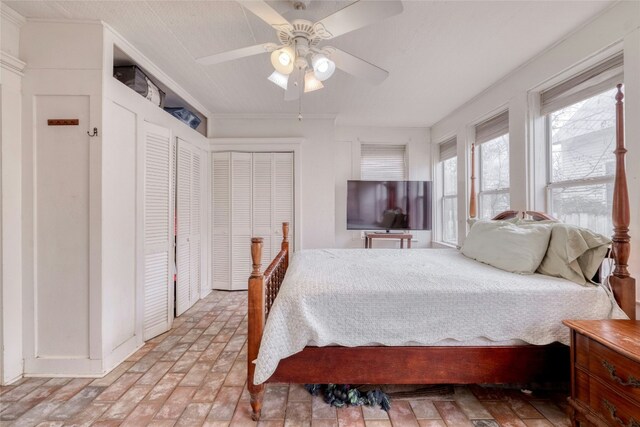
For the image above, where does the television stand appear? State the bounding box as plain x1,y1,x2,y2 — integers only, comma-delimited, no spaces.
365,232,412,249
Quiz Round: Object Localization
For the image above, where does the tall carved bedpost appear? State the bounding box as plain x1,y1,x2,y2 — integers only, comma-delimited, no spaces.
609,84,636,320
248,238,265,420
282,222,290,269
469,143,477,219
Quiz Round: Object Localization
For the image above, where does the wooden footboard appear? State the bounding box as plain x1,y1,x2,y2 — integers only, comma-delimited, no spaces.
247,222,289,421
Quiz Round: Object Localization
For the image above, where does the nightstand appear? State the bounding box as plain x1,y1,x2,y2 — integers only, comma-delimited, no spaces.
563,320,640,427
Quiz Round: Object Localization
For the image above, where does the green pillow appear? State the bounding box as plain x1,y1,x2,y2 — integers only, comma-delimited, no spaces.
537,224,611,285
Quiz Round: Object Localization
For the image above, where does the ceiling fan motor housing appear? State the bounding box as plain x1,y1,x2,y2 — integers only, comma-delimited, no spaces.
278,19,324,48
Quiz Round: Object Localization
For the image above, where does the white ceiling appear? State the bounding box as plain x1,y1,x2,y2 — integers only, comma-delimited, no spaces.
7,0,614,127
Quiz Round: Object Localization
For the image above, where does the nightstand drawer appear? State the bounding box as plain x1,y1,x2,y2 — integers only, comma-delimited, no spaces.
590,340,640,404
575,333,590,368
590,379,640,426
575,368,590,404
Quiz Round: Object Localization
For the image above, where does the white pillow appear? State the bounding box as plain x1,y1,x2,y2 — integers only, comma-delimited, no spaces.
461,220,553,274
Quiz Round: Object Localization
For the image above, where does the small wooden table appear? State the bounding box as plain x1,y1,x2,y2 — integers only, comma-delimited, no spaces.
563,320,640,427
364,232,413,248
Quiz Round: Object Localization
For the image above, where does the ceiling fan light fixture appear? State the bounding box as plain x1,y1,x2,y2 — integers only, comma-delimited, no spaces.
312,54,335,81
268,71,289,90
304,70,324,93
271,46,295,74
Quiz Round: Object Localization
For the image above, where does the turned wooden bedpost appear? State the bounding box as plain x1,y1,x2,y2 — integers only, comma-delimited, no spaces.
248,238,265,420
282,222,290,268
609,84,636,320
469,143,477,219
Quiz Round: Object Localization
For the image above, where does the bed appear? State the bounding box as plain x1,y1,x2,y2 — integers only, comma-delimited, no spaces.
245,85,636,421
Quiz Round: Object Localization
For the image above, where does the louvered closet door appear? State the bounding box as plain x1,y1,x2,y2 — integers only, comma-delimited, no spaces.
176,141,192,316
272,153,294,256
190,148,202,307
252,153,273,266
231,152,253,290
143,122,175,340
212,152,231,289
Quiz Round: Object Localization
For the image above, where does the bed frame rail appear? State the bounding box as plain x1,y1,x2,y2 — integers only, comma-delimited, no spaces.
247,222,290,420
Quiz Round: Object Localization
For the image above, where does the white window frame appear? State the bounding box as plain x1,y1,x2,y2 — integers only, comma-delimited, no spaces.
440,156,457,245
477,134,510,219
540,53,622,228
544,106,615,218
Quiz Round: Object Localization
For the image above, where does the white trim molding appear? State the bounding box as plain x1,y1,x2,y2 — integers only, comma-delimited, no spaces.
1,51,26,77
1,4,26,28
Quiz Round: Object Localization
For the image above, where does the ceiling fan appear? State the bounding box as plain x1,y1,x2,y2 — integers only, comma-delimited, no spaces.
196,0,403,101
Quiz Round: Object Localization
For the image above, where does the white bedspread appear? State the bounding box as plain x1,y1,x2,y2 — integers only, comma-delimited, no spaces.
254,248,625,384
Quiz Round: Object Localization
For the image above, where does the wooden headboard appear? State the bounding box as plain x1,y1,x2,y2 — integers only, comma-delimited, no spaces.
468,85,636,319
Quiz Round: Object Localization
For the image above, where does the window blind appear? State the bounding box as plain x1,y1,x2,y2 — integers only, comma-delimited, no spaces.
475,111,509,145
439,137,457,161
361,144,406,180
541,53,623,114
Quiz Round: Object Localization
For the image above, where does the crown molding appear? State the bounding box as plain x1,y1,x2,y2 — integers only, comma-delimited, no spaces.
1,4,26,27
211,112,337,121
1,51,27,76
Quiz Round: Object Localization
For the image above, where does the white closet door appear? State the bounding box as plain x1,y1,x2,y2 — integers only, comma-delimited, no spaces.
231,152,252,290
272,153,294,256
143,122,174,340
252,153,273,266
176,141,192,316
212,152,231,289
190,148,202,307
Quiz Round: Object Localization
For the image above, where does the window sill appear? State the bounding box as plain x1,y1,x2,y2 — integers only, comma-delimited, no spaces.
432,241,459,249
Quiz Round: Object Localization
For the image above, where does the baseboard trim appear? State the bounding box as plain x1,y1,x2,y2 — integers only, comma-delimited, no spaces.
23,357,103,377
1,372,24,386
102,335,142,375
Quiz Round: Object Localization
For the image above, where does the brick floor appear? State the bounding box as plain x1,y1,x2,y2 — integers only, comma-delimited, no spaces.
0,291,571,426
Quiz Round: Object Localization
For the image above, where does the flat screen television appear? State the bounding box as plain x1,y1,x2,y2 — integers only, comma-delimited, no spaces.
347,180,432,232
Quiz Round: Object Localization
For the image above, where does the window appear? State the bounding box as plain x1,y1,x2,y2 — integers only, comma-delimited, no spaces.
361,144,406,180
439,138,457,244
546,88,618,235
542,53,622,236
476,111,510,219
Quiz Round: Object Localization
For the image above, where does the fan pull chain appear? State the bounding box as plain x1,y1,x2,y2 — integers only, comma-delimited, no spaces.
298,87,303,121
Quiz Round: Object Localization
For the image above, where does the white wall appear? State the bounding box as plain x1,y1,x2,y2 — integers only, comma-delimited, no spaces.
21,20,105,376
335,126,431,248
0,3,26,385
431,1,640,311
211,117,431,250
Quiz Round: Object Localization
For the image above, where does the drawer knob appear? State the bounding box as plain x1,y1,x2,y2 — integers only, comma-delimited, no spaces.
603,399,640,427
602,360,640,388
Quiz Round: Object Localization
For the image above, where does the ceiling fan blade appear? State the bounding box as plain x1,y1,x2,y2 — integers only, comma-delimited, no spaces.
284,68,302,101
328,48,389,85
196,43,274,65
238,0,293,32
313,0,403,40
